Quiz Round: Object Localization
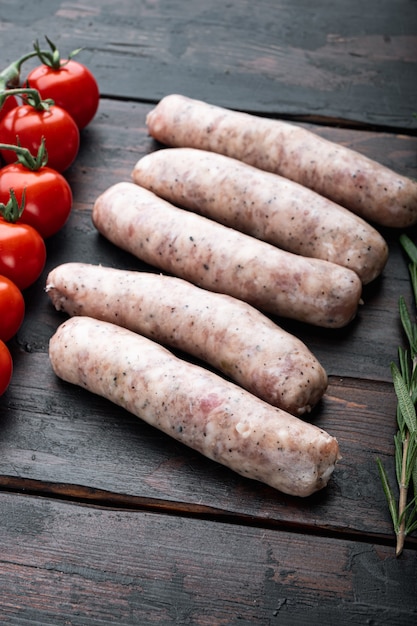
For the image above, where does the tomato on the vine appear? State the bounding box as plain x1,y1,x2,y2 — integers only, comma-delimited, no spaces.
0,163,73,238
0,47,50,126
0,274,25,342
0,94,18,124
0,217,46,289
0,339,12,396
27,59,99,130
0,103,80,173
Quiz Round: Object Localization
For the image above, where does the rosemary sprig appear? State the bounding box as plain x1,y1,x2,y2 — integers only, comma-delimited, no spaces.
377,233,417,556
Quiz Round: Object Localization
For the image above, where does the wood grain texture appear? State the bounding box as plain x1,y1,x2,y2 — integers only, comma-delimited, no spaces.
1,493,416,626
0,0,416,129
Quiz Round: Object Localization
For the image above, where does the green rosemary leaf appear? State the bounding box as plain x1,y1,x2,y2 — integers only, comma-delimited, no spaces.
399,234,417,260
399,235,417,311
400,233,417,264
394,431,403,485
398,347,411,389
396,403,406,441
413,459,417,497
376,457,399,531
405,434,417,484
410,363,417,400
406,518,417,535
399,297,415,353
391,362,417,435
410,389,417,408
409,263,417,309
409,385,417,408
400,493,417,531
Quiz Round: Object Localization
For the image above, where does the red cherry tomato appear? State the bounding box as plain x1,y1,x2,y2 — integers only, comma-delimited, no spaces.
0,274,25,342
26,59,100,129
0,94,18,123
0,339,12,396
0,163,73,238
0,103,80,173
0,217,46,289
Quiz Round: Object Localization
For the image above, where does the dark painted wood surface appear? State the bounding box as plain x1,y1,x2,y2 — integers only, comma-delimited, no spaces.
0,1,417,624
1,0,417,129
1,492,416,626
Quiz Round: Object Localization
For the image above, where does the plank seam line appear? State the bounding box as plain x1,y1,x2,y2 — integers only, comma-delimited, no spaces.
98,94,417,137
1,478,416,552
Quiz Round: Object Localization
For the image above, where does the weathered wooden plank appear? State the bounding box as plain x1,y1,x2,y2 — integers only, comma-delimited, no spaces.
0,492,416,626
0,0,416,129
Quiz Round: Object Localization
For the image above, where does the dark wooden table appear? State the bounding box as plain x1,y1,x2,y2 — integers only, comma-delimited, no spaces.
1,1,417,624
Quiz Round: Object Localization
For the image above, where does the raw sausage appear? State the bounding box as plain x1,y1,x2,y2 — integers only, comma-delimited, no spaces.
48,316,341,497
46,262,328,415
46,263,327,415
92,182,362,329
92,181,363,329
146,94,417,228
49,317,340,497
132,147,388,284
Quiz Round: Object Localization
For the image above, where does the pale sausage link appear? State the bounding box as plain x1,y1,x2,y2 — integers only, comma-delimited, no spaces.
49,316,341,497
46,262,328,416
92,182,362,329
146,94,417,228
132,147,388,285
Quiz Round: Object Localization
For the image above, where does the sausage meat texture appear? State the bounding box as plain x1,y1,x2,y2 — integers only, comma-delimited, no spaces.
92,182,363,329
46,262,328,416
48,316,341,497
132,147,388,285
146,94,417,228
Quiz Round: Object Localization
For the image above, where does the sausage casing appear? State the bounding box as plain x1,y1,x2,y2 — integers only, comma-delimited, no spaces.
49,316,341,497
146,94,417,228
132,147,388,284
92,181,362,329
46,262,328,415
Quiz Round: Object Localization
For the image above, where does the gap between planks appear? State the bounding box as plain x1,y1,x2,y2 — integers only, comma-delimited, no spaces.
1,476,416,553
97,94,417,136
